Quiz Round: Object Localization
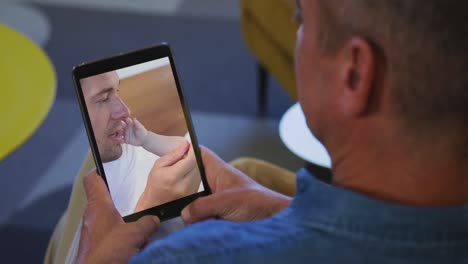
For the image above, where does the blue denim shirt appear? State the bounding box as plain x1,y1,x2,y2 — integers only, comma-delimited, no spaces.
131,169,468,264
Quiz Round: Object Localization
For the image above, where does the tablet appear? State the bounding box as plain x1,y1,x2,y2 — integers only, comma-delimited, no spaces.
73,43,211,222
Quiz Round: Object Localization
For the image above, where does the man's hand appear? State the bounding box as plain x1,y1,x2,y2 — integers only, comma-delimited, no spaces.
76,170,160,264
181,147,292,223
135,141,201,211
124,117,148,147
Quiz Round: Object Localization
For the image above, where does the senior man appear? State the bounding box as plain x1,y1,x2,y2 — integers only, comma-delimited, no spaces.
51,0,468,263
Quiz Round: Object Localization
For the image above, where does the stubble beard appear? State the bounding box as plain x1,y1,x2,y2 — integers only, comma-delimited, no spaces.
100,142,123,163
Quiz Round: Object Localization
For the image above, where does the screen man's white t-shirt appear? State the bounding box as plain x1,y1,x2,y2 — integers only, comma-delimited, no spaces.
103,144,185,240
103,144,158,216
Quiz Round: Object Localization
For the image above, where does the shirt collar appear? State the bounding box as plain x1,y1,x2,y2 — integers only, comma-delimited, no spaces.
291,168,468,242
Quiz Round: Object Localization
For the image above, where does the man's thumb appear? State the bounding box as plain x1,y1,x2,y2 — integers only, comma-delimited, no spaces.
83,169,113,205
181,194,224,224
131,216,160,248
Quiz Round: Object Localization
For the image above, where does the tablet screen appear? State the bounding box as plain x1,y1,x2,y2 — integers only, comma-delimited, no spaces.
79,56,204,217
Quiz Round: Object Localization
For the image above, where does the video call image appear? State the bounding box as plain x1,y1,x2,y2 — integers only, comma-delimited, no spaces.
80,57,204,217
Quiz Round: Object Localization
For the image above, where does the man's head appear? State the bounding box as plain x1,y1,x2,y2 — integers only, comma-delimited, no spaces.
81,71,130,162
295,0,468,151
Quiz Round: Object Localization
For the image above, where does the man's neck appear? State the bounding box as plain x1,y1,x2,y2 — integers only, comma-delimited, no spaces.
330,127,468,207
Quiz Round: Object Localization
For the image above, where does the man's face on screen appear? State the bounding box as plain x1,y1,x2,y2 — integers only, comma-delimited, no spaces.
81,71,130,162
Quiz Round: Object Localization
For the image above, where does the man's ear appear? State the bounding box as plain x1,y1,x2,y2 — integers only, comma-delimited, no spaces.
338,37,376,117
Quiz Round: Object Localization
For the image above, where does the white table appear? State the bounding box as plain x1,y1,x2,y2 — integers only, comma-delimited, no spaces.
279,103,332,169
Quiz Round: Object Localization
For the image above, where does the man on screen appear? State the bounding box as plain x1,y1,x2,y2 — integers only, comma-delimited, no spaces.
80,71,201,216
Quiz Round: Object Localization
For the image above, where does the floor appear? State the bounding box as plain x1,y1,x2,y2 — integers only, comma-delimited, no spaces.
0,1,303,262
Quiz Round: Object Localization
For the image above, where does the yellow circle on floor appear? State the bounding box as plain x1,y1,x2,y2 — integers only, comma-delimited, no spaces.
0,24,56,161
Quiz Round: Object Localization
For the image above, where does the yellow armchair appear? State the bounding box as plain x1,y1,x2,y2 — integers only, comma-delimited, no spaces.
241,0,299,114
0,24,56,160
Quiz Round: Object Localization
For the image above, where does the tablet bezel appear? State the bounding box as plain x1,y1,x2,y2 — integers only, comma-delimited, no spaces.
72,43,211,222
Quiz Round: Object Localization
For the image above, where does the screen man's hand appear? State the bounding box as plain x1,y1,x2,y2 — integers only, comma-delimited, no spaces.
135,141,201,211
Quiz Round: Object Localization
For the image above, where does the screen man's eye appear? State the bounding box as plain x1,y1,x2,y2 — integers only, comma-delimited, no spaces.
97,97,109,104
